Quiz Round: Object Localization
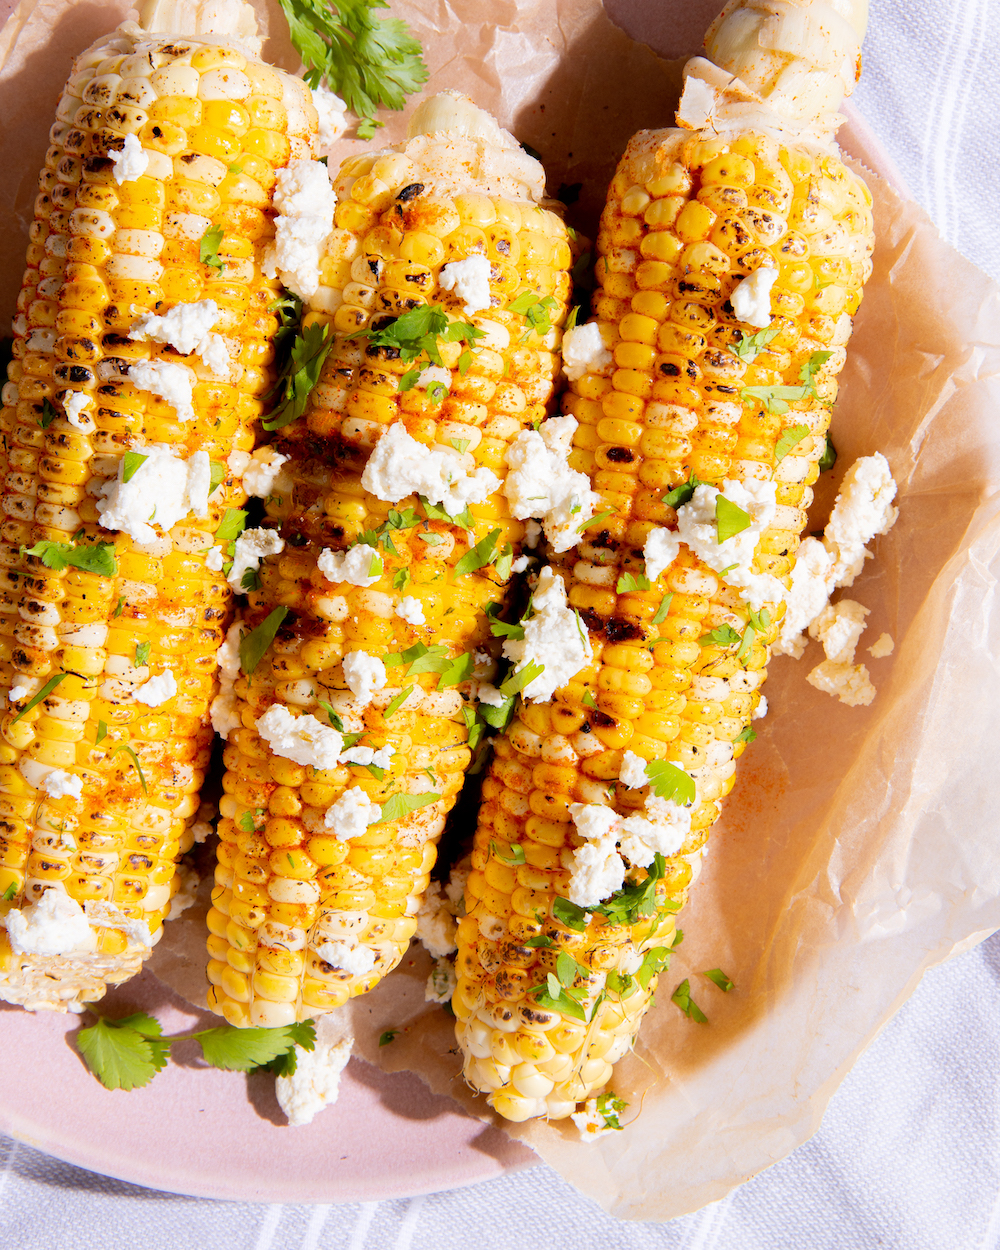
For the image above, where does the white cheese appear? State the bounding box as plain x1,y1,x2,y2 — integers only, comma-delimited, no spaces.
318,545,383,588
438,255,492,315
8,676,37,703
228,449,252,476
774,537,836,658
96,445,210,544
502,567,592,702
807,660,877,707
85,899,153,948
524,520,542,549
228,527,285,591
128,299,229,380
205,545,224,571
263,159,337,301
342,651,387,708
752,695,768,720
567,837,625,909
241,447,292,499
476,683,505,707
314,940,376,976
731,266,778,328
40,769,83,800
323,787,382,841
869,632,894,659
109,133,149,185
569,802,619,842
503,415,600,553
63,390,91,430
135,669,177,707
127,359,196,422
643,527,682,582
618,795,691,867
310,84,348,148
210,621,243,739
415,879,458,958
425,957,457,1004
618,750,649,789
190,819,213,843
394,595,426,625
5,890,97,956
339,743,395,770
361,421,500,515
571,1097,620,1142
809,598,869,664
275,1021,352,1127
562,322,613,382
511,554,530,573
256,704,344,769
166,863,200,920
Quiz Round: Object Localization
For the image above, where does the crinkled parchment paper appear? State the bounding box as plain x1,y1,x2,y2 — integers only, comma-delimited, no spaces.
3,0,1000,1223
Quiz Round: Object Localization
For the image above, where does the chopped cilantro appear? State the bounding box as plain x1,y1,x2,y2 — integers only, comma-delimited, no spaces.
113,743,148,794
239,606,289,676
703,968,735,992
671,978,708,1023
39,399,58,430
351,304,484,367
392,568,411,591
490,840,526,866
1,883,17,903
215,509,247,543
380,791,439,822
581,690,597,709
199,223,225,271
383,687,412,719
595,854,681,928
121,451,148,483
453,528,501,577
730,325,780,363
774,423,810,463
616,572,651,594
489,617,525,640
644,760,696,807
740,384,811,415
22,539,117,577
699,624,742,649
264,320,334,431
735,725,757,745
498,661,544,699
637,946,672,991
715,495,751,544
576,509,616,534
96,720,108,745
651,592,673,625
662,471,706,510
11,673,66,724
134,641,150,667
209,460,226,495
819,433,837,473
552,896,589,932
379,1029,399,1047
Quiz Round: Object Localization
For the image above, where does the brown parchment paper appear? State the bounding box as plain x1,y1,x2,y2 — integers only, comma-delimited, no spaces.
4,0,1000,1224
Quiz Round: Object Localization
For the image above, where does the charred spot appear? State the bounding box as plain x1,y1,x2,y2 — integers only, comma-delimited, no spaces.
160,43,191,55
180,152,199,165
396,182,425,202
606,616,643,641
127,854,154,871
605,446,635,463
82,156,112,175
367,343,400,361
496,239,511,255
366,259,380,278
150,126,164,139
677,281,700,295
710,383,737,395
519,1005,553,1025
685,360,699,380
286,531,309,547
68,365,90,383
25,600,44,614
579,607,606,635
404,272,430,287
589,710,615,728
659,361,681,377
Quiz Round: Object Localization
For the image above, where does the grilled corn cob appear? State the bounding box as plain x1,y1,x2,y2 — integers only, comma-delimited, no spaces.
0,0,318,1010
205,92,576,1028
454,0,876,1121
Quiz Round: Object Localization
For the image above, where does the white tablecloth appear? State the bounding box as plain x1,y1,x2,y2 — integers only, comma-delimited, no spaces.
3,0,999,1244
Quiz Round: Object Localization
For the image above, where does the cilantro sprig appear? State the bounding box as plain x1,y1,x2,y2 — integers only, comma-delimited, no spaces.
76,1007,315,1091
662,471,707,510
263,321,334,432
351,304,484,366
644,759,696,807
22,539,117,577
741,350,835,415
275,0,428,140
730,325,779,363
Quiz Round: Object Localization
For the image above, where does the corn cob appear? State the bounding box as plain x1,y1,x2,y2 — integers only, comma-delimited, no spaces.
0,1,319,1010
454,0,875,1121
205,92,576,1028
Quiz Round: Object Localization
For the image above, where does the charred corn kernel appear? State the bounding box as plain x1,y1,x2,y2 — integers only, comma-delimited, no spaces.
207,92,577,1027
458,0,875,1120
0,3,317,1013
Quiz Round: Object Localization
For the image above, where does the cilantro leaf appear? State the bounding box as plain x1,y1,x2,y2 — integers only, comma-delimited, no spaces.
576,508,616,534
113,743,148,794
239,606,289,676
1,883,18,902
530,975,587,1022
703,968,735,992
644,760,696,807
197,1024,307,1071
383,687,412,718
582,690,597,708
735,725,757,745
595,1091,628,1130
489,617,525,640
380,791,439,822
616,572,651,594
318,702,345,732
209,460,226,495
596,854,681,928
121,451,148,483
22,539,117,577
134,641,150,667
264,321,334,431
379,1029,399,1046
699,624,742,648
436,651,474,690
215,509,248,543
39,398,58,430
819,433,837,473
671,978,708,1023
490,840,526,866
498,661,544,699
199,223,225,271
453,528,501,577
730,325,780,362
662,472,706,510
525,934,552,948
351,304,483,366
76,1017,166,1091
637,946,672,991
651,592,673,626
552,896,589,932
774,423,810,464
715,495,751,544
477,693,516,731
799,350,833,389
10,672,66,723
740,384,811,415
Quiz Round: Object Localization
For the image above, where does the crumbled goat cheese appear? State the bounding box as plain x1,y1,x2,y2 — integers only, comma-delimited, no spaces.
228,449,251,476
128,299,229,379
524,519,542,548
310,84,348,148
776,453,898,656
242,447,292,498
869,632,894,658
570,802,619,841
108,132,149,185
97,445,209,544
643,527,681,582
63,390,91,429
315,941,376,976
5,891,97,956
318,545,383,588
674,478,785,611
85,899,153,947
502,566,592,701
166,863,200,920
476,683,505,707
205,545,224,571
256,704,344,769
210,622,243,739
263,159,337,300
339,743,395,770
40,769,83,800
426,957,457,1004
810,599,870,664
807,660,877,707
276,1018,353,1127
342,651,387,708
324,787,381,841
135,669,177,707
619,750,649,789
511,554,530,573
504,415,600,553
732,265,778,327
415,879,459,957
568,836,626,909
395,595,426,625
228,527,285,591
752,695,768,720
618,795,691,867
562,322,613,381
571,1098,620,1142
190,820,213,843
8,676,36,703
127,359,196,422
361,422,500,515
438,255,493,315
